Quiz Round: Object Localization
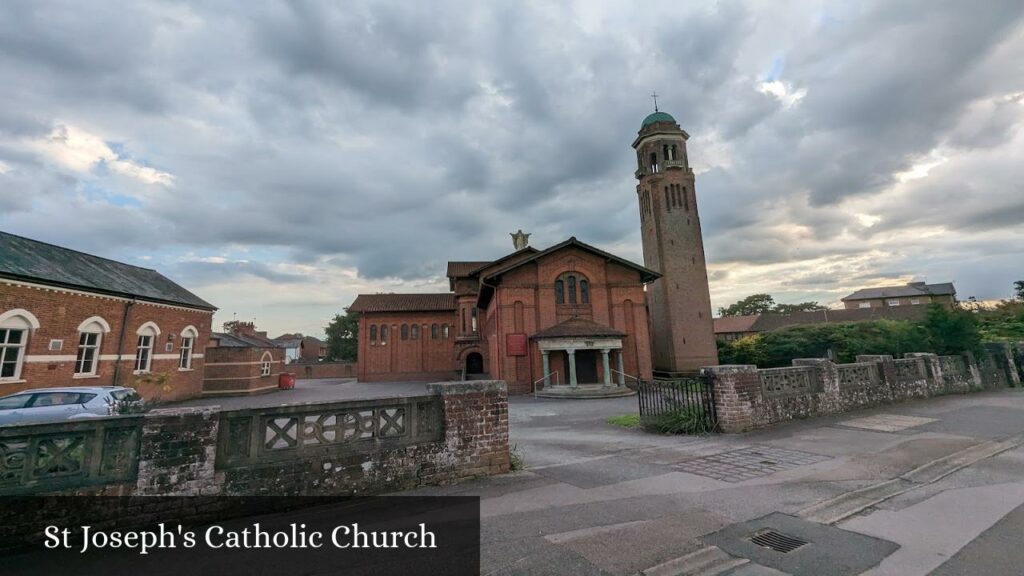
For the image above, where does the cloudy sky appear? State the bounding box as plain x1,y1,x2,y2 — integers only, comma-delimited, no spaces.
1,0,1022,338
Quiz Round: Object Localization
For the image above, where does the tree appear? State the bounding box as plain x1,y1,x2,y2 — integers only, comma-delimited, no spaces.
325,309,359,362
773,301,827,314
921,304,982,355
1014,280,1024,301
719,294,776,316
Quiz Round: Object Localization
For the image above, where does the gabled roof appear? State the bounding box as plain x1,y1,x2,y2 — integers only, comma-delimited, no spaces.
531,317,626,340
446,261,492,278
841,282,956,301
348,293,457,313
482,237,660,283
0,230,216,310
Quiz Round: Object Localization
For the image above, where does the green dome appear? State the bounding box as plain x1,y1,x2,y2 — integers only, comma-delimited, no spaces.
641,111,676,127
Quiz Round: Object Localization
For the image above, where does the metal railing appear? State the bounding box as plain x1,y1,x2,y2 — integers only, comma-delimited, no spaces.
611,369,640,387
636,374,718,432
532,371,561,395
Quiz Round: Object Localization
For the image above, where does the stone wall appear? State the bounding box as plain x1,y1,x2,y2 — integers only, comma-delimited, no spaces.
0,380,509,498
707,348,1015,433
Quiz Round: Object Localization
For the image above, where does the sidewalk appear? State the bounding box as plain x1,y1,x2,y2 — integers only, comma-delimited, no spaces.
411,388,1024,575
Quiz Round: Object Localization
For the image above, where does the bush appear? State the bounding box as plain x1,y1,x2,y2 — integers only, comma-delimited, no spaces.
716,305,982,368
642,406,715,434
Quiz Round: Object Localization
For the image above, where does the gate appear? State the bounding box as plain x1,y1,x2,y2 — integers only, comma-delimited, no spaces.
637,372,718,432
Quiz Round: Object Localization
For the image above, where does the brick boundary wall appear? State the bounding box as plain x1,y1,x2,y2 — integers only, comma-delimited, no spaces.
290,361,357,380
0,381,509,545
706,345,1019,433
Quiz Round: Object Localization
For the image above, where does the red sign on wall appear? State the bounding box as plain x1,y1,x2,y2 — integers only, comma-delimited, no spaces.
506,333,528,356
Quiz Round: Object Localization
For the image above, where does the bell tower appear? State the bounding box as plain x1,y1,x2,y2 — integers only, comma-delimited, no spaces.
632,106,719,374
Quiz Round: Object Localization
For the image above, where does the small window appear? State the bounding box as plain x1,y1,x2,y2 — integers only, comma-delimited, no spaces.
887,299,900,307
567,276,577,304
442,324,450,339
380,325,389,343
369,325,377,342
75,332,100,375
580,280,590,304
665,186,671,211
858,302,871,309
260,361,271,376
431,324,439,339
401,324,409,340
471,309,478,333
134,334,153,372
411,324,420,340
178,336,194,369
48,339,63,351
910,298,921,305
555,280,565,304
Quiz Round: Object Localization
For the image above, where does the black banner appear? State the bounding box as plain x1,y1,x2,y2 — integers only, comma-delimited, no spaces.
0,496,480,575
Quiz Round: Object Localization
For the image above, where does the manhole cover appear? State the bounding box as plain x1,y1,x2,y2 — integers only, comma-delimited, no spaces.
748,529,808,553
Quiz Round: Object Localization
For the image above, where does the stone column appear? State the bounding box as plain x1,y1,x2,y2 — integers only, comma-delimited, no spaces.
136,407,220,496
541,350,551,388
601,349,611,386
617,350,625,387
567,349,578,388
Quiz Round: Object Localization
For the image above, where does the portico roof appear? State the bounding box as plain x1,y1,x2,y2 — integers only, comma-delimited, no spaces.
531,317,626,340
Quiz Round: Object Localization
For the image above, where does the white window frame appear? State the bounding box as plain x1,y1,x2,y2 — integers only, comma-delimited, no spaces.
179,336,194,370
0,309,38,382
887,299,900,307
910,298,921,305
135,334,154,373
74,331,101,377
260,352,272,377
858,302,871,309
74,317,111,378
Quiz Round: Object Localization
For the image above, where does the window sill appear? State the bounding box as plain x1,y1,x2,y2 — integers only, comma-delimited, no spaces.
0,379,27,385
178,368,194,372
132,370,151,375
73,374,101,379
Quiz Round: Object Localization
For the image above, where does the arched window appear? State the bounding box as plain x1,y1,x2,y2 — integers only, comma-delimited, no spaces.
0,309,37,382
555,280,565,304
75,316,110,377
411,324,420,340
369,325,377,342
567,275,577,304
380,325,389,343
179,326,198,370
431,324,439,339
260,352,273,377
401,324,409,340
134,322,159,373
580,280,590,304
555,273,590,306
442,324,450,339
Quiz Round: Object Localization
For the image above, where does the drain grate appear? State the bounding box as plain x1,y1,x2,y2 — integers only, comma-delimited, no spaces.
748,529,808,553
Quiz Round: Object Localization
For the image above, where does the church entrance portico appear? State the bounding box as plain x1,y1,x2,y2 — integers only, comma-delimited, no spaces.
533,318,630,391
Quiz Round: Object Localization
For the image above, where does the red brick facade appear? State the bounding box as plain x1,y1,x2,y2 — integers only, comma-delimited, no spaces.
202,345,285,396
0,280,213,401
357,311,462,382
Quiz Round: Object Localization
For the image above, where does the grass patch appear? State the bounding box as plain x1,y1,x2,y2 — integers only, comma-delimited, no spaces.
641,406,716,435
607,414,642,428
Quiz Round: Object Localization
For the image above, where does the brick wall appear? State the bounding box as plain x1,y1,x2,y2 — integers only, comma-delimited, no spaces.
202,346,285,396
291,361,357,380
0,282,213,401
707,346,1017,433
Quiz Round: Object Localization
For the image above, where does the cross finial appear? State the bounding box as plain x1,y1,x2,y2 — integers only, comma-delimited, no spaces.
650,91,659,112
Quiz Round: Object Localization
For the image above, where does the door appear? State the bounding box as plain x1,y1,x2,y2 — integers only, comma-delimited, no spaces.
574,350,599,383
466,352,484,374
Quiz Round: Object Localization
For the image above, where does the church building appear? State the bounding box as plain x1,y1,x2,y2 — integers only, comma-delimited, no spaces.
348,108,718,394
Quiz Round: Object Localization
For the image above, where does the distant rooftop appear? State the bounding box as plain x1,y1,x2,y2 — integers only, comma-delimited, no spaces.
842,282,956,301
0,230,215,310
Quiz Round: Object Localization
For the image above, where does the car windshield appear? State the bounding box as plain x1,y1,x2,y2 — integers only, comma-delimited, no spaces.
0,395,31,410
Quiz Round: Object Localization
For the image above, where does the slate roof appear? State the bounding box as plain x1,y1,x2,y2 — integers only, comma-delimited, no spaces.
531,318,626,340
841,282,956,301
211,332,281,348
0,230,215,310
348,293,457,313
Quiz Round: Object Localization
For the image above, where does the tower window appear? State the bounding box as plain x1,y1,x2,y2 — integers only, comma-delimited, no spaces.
665,186,671,211
683,186,689,211
649,152,659,173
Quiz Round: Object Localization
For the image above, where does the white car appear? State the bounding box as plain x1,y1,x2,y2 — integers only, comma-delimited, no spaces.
0,386,142,426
